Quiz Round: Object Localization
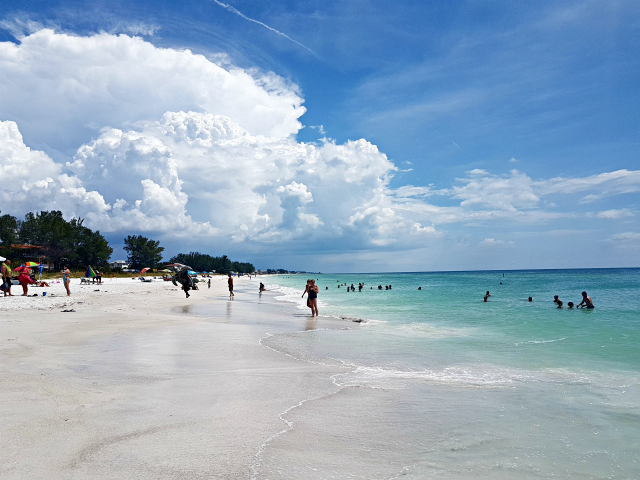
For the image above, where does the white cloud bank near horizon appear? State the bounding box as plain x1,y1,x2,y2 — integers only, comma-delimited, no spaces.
1,29,639,265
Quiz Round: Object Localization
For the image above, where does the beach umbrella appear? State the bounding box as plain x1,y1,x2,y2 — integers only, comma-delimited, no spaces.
24,261,40,267
140,267,150,274
85,266,97,278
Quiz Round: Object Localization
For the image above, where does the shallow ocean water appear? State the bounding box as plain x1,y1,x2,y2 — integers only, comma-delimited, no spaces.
256,269,640,479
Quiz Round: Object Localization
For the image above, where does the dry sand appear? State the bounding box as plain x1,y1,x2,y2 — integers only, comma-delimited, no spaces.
1,276,345,479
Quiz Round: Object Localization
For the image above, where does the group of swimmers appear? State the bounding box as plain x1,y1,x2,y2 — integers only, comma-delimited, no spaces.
553,291,594,309
483,289,595,308
337,281,392,291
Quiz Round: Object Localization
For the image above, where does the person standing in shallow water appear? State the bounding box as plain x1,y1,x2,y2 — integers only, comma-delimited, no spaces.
308,279,319,316
228,273,234,299
484,291,491,302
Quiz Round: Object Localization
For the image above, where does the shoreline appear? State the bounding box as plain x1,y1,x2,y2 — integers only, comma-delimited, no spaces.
1,275,352,479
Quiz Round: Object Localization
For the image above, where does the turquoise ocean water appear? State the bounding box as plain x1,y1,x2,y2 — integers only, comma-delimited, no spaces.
258,269,640,479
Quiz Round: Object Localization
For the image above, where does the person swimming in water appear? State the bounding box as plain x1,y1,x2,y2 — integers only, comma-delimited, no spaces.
577,291,594,309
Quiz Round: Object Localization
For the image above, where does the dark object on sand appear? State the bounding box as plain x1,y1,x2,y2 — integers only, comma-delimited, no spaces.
172,266,195,298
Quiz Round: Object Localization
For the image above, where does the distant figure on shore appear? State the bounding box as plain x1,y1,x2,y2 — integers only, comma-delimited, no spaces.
228,273,234,299
62,266,71,296
484,291,491,302
567,302,574,309
557,300,564,309
259,282,266,293
577,291,594,309
1,260,12,296
528,296,532,302
208,278,211,289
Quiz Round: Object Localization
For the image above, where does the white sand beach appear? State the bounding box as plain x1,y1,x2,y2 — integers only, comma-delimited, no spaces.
1,276,346,479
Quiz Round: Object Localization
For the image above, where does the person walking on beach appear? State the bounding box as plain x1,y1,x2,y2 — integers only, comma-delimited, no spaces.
62,266,71,296
302,279,312,310
208,278,211,289
228,273,234,299
307,279,319,316
577,291,594,309
1,260,12,296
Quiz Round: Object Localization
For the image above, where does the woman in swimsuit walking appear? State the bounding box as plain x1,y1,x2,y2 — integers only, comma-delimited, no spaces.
303,279,319,317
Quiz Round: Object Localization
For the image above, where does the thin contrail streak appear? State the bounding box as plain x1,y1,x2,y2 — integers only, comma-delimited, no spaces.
211,0,321,59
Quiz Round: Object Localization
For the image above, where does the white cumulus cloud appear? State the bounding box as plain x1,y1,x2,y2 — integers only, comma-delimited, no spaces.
0,29,305,152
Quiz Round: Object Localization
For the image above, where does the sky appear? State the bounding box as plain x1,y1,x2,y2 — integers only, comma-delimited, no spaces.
0,0,639,272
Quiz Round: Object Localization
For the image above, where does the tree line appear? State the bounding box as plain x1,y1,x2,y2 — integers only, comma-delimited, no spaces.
0,211,256,273
0,210,112,270
168,251,255,274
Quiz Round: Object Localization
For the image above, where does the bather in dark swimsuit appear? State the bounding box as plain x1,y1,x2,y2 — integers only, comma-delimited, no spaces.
308,286,317,300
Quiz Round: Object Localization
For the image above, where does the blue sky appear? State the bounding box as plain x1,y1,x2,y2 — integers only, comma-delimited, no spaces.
0,0,639,271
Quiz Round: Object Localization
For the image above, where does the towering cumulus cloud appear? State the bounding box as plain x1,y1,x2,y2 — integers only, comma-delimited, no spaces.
0,29,407,247
0,29,304,151
1,29,638,257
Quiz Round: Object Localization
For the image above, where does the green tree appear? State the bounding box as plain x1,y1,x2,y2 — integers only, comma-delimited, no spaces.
168,251,254,274
71,220,113,267
20,211,73,268
123,235,164,269
0,212,18,246
17,211,112,269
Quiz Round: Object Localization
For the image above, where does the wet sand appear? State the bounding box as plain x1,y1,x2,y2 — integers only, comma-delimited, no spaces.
1,276,344,479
